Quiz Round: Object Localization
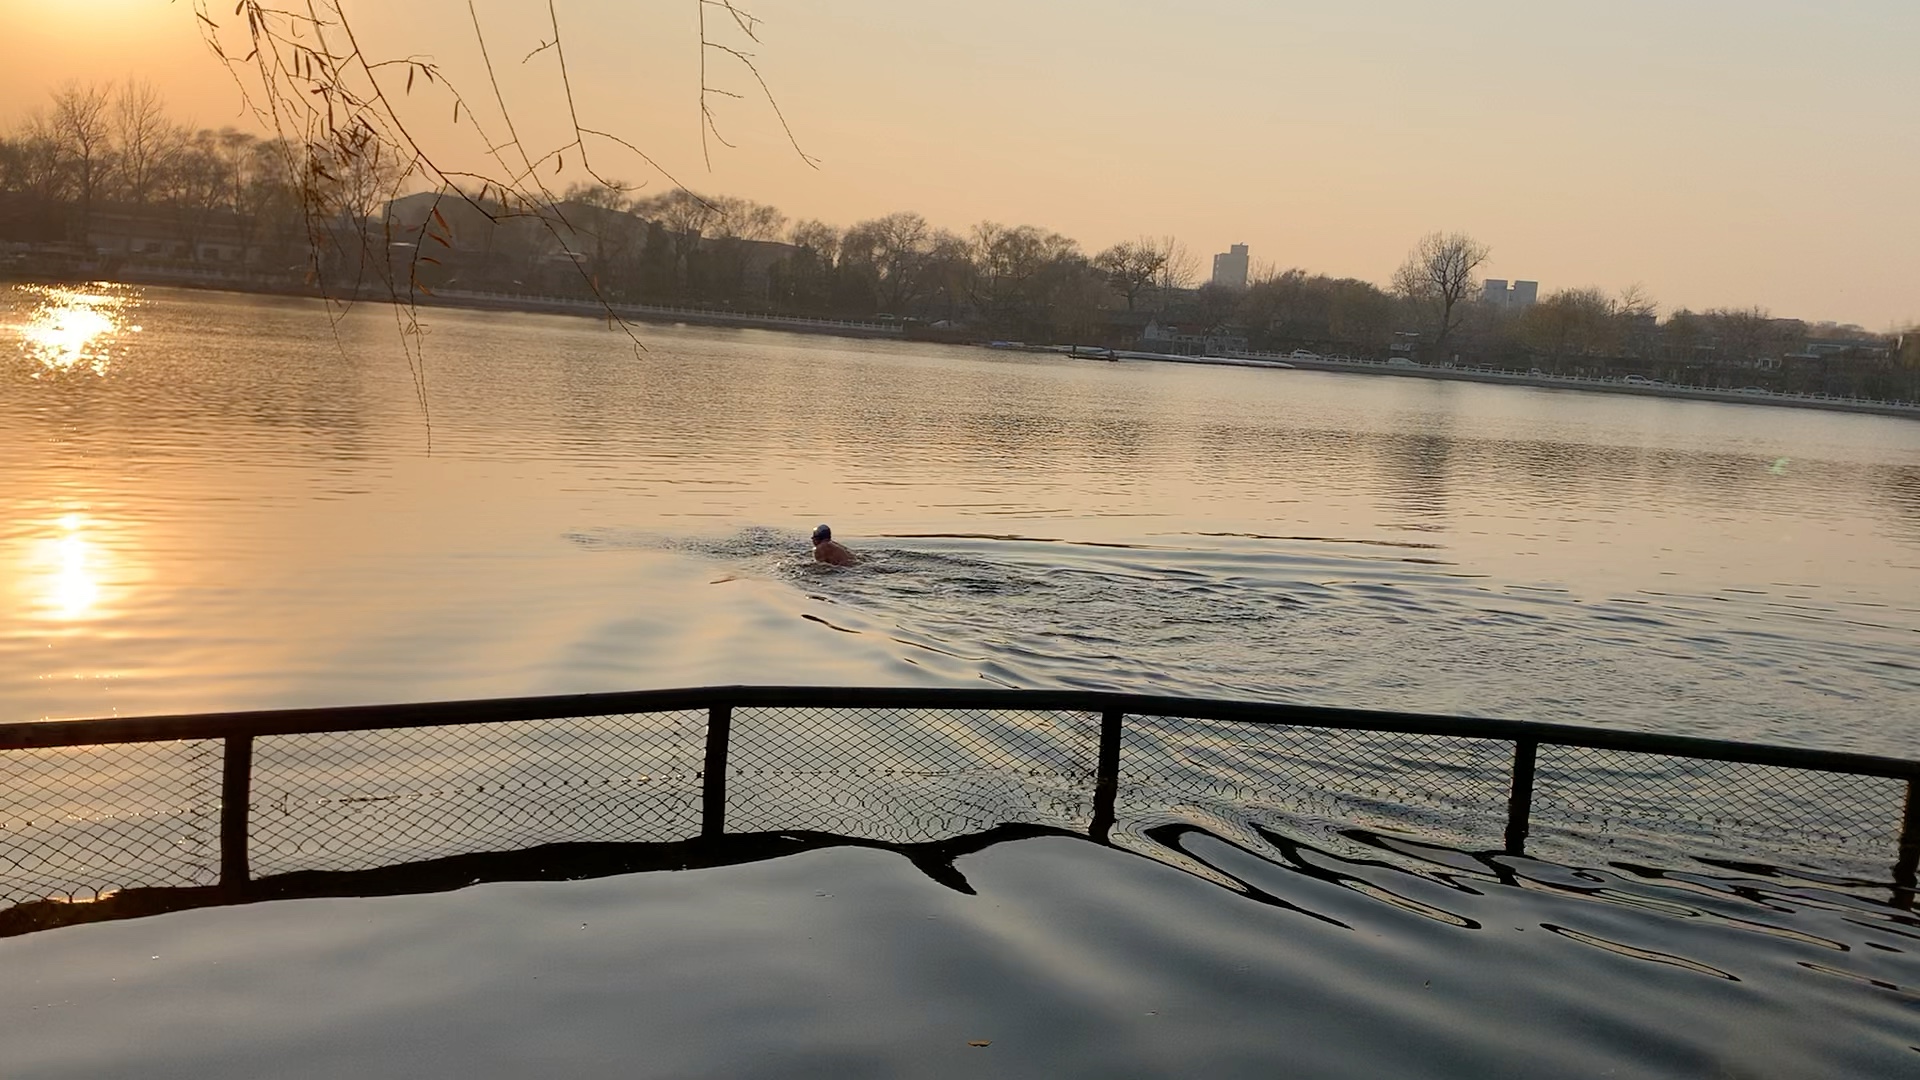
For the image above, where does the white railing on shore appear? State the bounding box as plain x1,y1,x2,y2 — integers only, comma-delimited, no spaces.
438,289,904,334
1211,349,1920,413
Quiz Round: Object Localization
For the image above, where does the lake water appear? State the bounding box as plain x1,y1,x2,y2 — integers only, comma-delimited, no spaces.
5,282,1919,750
4,282,1919,1076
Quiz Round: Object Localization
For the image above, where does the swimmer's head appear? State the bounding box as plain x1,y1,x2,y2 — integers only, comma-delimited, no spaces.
811,524,832,544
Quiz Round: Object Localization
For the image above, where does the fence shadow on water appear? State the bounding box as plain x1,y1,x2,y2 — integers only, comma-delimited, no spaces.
3,687,1917,938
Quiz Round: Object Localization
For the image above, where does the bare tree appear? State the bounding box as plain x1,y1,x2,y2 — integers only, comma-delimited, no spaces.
1154,235,1197,292
1392,231,1490,351
243,136,306,265
846,211,931,312
1701,307,1796,368
1093,238,1168,312
920,229,974,321
112,79,176,207
300,124,411,284
968,222,1081,334
1520,287,1618,364
1328,278,1396,355
1616,283,1658,321
788,219,839,264
11,112,72,205
159,129,231,263
50,82,114,245
708,194,786,242
563,180,634,212
1612,284,1660,359
634,188,715,236
0,138,28,198
632,187,716,293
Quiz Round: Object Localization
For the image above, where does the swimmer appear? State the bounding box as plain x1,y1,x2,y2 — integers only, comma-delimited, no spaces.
811,523,857,566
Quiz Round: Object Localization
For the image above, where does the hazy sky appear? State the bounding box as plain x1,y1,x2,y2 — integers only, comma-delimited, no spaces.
4,0,1916,328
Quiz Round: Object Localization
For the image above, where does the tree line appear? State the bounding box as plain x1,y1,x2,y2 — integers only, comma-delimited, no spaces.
0,81,407,278
3,81,1914,391
459,182,1223,346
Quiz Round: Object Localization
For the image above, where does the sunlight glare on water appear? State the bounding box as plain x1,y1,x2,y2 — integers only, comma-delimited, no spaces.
12,283,140,378
33,512,101,620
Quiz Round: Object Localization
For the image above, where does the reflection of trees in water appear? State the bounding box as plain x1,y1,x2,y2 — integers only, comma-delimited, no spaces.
1376,426,1454,526
1863,464,1920,545
1478,439,1868,524
188,299,378,459
951,409,1152,474
551,346,663,461
1185,421,1457,526
539,346,1162,480
1174,409,1902,538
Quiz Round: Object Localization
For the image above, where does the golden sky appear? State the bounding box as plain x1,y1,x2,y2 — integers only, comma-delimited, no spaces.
3,0,1916,329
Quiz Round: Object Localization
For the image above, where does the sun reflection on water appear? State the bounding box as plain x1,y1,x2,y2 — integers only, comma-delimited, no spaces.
12,284,141,377
27,513,106,621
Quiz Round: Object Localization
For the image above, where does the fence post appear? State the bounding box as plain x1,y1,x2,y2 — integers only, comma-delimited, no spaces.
1895,780,1920,910
703,704,733,839
1090,711,1123,844
220,735,254,887
1505,739,1538,855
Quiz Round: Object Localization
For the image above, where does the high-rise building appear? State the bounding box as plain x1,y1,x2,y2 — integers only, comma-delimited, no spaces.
1211,244,1249,290
1482,278,1539,312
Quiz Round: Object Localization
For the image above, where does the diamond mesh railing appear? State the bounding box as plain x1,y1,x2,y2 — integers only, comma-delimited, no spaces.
3,687,1917,920
1,739,223,905
721,706,1099,842
1526,745,1909,869
250,711,705,876
1117,715,1515,847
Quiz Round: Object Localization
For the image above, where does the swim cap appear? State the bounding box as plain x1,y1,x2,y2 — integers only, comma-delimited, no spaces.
811,524,832,542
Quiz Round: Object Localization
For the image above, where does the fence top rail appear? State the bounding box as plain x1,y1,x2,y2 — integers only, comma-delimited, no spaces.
3,685,1915,779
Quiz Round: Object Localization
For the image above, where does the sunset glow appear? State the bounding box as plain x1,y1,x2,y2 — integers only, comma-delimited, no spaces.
1,3,1912,327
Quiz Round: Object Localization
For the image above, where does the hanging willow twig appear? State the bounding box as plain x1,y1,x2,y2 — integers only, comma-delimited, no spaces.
191,0,813,440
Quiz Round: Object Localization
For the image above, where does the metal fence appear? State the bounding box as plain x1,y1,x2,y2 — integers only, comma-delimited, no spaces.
4,687,1917,926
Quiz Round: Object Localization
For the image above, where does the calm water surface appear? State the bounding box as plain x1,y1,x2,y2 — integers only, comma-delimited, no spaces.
5,283,1920,1077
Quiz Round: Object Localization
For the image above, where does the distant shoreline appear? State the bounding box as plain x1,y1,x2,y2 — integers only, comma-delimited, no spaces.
10,270,1915,421
0,269,913,341
1096,348,1920,421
